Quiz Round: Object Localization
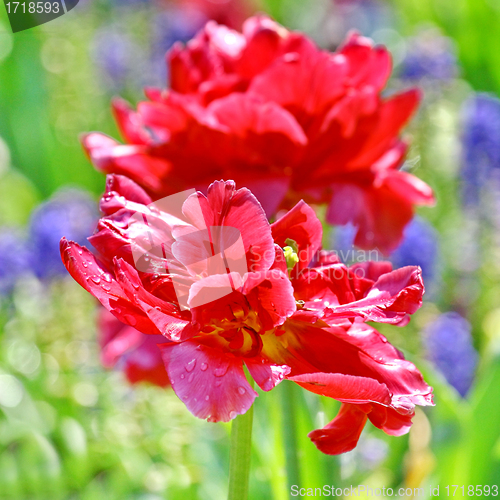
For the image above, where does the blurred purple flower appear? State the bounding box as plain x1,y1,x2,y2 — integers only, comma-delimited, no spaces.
0,229,32,295
390,216,439,290
399,31,457,82
29,189,98,279
332,0,393,41
461,94,500,206
149,7,206,86
424,312,478,397
331,223,383,264
91,28,144,90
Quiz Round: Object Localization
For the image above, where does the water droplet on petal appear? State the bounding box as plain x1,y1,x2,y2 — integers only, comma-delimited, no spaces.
185,359,196,372
123,314,137,326
90,275,101,284
102,274,112,282
205,395,209,401
82,262,88,268
78,249,83,255
215,379,223,387
229,411,237,419
101,283,111,292
200,363,208,371
237,387,246,395
180,374,185,379
188,373,195,383
214,365,228,377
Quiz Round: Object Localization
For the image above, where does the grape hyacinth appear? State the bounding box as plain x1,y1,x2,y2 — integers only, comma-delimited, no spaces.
390,216,440,292
461,94,500,206
0,229,32,296
91,27,144,91
423,312,478,397
29,189,98,279
399,30,457,83
331,223,382,264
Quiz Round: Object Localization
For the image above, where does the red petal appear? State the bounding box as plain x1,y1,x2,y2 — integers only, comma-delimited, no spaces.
113,258,193,342
289,372,391,406
99,174,152,216
308,403,368,455
243,270,296,327
82,135,171,194
325,266,424,324
351,89,421,168
208,93,307,145
112,98,150,145
380,170,435,206
159,341,258,422
349,261,393,282
60,239,160,334
368,405,414,436
339,31,392,90
248,46,347,125
326,181,415,254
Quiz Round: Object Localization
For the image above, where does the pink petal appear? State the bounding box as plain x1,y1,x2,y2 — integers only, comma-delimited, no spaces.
245,358,290,391
202,180,275,273
159,341,258,422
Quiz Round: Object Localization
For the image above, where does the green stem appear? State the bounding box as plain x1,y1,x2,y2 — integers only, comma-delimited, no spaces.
281,381,301,490
227,379,254,500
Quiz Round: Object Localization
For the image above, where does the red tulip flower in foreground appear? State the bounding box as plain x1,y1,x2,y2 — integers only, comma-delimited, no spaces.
82,15,434,253
61,176,432,454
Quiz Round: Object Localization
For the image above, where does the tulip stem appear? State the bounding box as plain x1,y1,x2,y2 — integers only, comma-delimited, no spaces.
227,379,254,500
281,381,301,490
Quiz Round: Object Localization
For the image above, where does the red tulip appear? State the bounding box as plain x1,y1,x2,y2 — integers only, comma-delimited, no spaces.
82,16,434,253
61,175,432,454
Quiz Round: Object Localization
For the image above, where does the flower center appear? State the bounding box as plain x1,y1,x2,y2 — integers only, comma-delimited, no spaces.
201,304,265,357
283,238,299,273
